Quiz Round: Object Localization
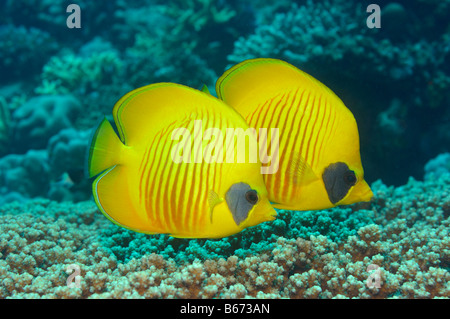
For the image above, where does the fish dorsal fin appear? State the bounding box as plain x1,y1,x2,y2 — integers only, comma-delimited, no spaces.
216,58,337,116
208,190,224,223
112,83,231,147
112,83,189,145
287,154,318,186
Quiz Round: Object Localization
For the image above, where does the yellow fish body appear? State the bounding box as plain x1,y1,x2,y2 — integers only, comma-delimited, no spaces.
87,83,275,238
216,58,373,210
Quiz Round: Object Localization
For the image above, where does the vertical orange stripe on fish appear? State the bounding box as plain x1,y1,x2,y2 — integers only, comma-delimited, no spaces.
161,136,178,232
258,94,284,200
183,117,201,233
297,90,312,167
156,132,170,229
281,89,301,201
139,135,155,208
146,131,166,230
193,111,209,233
317,99,333,169
312,97,327,167
268,93,289,202
281,88,302,202
304,94,321,170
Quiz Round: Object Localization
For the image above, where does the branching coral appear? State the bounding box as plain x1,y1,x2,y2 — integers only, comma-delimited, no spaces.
98,204,376,265
164,0,236,33
35,50,124,96
0,157,449,299
228,0,444,85
424,153,450,179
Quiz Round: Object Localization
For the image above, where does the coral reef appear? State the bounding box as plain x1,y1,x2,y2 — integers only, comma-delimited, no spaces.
0,150,50,206
11,95,81,153
0,158,448,298
35,45,124,97
124,31,217,90
2,0,122,43
0,24,58,81
0,97,11,156
229,0,447,87
99,206,375,265
424,153,450,179
47,129,90,179
46,128,91,202
0,128,91,206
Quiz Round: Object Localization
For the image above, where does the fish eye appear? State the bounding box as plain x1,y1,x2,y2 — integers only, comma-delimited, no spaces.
343,170,357,186
245,190,258,205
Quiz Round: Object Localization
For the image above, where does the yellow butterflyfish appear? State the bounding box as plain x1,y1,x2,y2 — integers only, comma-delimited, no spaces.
87,82,276,238
216,58,373,210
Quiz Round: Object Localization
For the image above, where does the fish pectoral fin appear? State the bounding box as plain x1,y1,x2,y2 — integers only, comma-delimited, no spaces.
208,190,224,223
288,154,318,186
201,84,212,95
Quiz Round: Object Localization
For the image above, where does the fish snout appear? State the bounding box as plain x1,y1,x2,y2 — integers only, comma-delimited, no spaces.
358,180,374,202
339,179,373,206
249,198,277,226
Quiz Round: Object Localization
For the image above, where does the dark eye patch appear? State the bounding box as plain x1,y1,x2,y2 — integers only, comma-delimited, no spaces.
322,162,357,204
343,170,357,185
226,183,258,225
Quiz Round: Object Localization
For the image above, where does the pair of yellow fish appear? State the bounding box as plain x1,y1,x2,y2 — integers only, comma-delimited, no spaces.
87,58,373,238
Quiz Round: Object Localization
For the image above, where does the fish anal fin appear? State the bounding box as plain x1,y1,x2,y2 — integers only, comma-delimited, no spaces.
93,165,156,233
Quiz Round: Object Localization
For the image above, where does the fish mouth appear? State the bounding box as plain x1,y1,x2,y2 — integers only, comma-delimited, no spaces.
254,202,277,224
340,179,373,205
357,180,374,202
267,206,277,221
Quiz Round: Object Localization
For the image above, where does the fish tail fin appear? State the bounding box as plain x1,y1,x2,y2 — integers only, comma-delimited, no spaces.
87,117,125,178
87,118,158,233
